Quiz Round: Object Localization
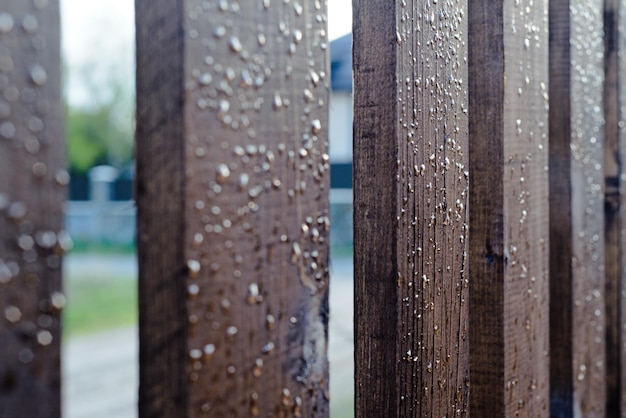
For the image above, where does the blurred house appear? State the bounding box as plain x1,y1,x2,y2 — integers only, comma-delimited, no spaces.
329,33,352,190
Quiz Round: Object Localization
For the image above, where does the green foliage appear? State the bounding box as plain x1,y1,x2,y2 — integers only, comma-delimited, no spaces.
64,52,134,176
66,92,133,175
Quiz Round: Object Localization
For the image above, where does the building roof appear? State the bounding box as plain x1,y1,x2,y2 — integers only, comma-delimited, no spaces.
330,33,352,92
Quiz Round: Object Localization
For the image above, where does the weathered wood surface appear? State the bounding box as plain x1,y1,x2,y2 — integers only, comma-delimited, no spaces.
353,0,469,416
619,2,626,414
468,1,550,416
549,0,606,416
603,0,622,415
136,0,330,416
0,1,65,417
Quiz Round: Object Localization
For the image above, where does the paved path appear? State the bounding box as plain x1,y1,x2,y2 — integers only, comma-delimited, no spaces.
63,254,354,418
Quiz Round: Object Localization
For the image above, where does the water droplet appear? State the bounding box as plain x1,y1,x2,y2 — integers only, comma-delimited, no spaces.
247,283,262,304
37,330,53,346
238,173,250,189
30,65,47,86
18,349,33,364
261,341,274,354
214,25,226,38
293,29,303,44
55,169,70,186
18,234,34,251
266,314,276,330
189,348,203,360
51,291,66,310
56,231,73,254
0,260,13,284
0,121,16,139
294,396,302,417
32,161,47,178
250,392,260,416
310,70,320,86
248,185,263,198
22,15,38,33
310,119,322,135
216,164,231,183
229,36,243,53
203,343,216,358
187,259,201,277
252,358,263,377
273,93,283,110
7,202,27,222
198,72,212,85
35,231,56,249
4,305,21,323
188,284,200,297
0,13,14,33
291,242,302,263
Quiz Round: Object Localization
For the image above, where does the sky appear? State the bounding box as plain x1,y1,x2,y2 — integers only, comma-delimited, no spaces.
61,0,352,108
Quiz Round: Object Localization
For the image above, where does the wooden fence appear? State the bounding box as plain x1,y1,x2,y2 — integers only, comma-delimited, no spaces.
2,0,626,417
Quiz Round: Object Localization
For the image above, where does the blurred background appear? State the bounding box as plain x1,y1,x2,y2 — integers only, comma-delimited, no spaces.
60,1,355,417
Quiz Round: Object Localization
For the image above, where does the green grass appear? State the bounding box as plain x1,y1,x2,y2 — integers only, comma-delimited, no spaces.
63,272,137,337
331,397,355,418
69,240,136,255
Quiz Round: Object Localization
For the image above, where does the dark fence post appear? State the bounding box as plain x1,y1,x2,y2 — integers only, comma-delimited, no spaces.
353,1,470,416
0,1,65,417
549,0,606,416
604,0,622,415
468,1,550,416
135,1,330,416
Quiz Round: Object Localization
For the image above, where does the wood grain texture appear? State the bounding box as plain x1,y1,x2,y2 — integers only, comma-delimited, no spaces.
616,2,626,414
0,1,65,417
549,0,607,416
136,0,330,416
605,2,626,415
603,0,621,415
469,1,550,416
136,1,187,416
353,1,469,416
353,0,399,415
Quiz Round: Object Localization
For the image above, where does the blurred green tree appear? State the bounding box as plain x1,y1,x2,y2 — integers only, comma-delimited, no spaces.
63,44,134,177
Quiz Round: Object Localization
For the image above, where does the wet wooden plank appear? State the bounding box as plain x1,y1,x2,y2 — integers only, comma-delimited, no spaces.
468,1,550,416
603,0,622,415
353,1,469,416
0,1,65,417
619,2,626,414
549,0,606,416
135,0,330,416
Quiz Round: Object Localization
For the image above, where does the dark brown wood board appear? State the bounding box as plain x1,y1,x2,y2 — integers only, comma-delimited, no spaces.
469,1,550,416
353,0,469,416
603,0,622,415
0,1,65,417
136,0,330,416
550,0,607,416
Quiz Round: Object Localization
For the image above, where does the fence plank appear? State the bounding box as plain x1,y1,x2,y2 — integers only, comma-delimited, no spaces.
604,0,622,415
0,1,65,417
619,3,626,414
136,1,330,417
468,1,550,416
353,1,470,416
549,0,606,416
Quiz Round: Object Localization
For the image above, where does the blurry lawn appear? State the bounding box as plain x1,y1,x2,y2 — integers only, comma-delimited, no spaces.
63,273,137,337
